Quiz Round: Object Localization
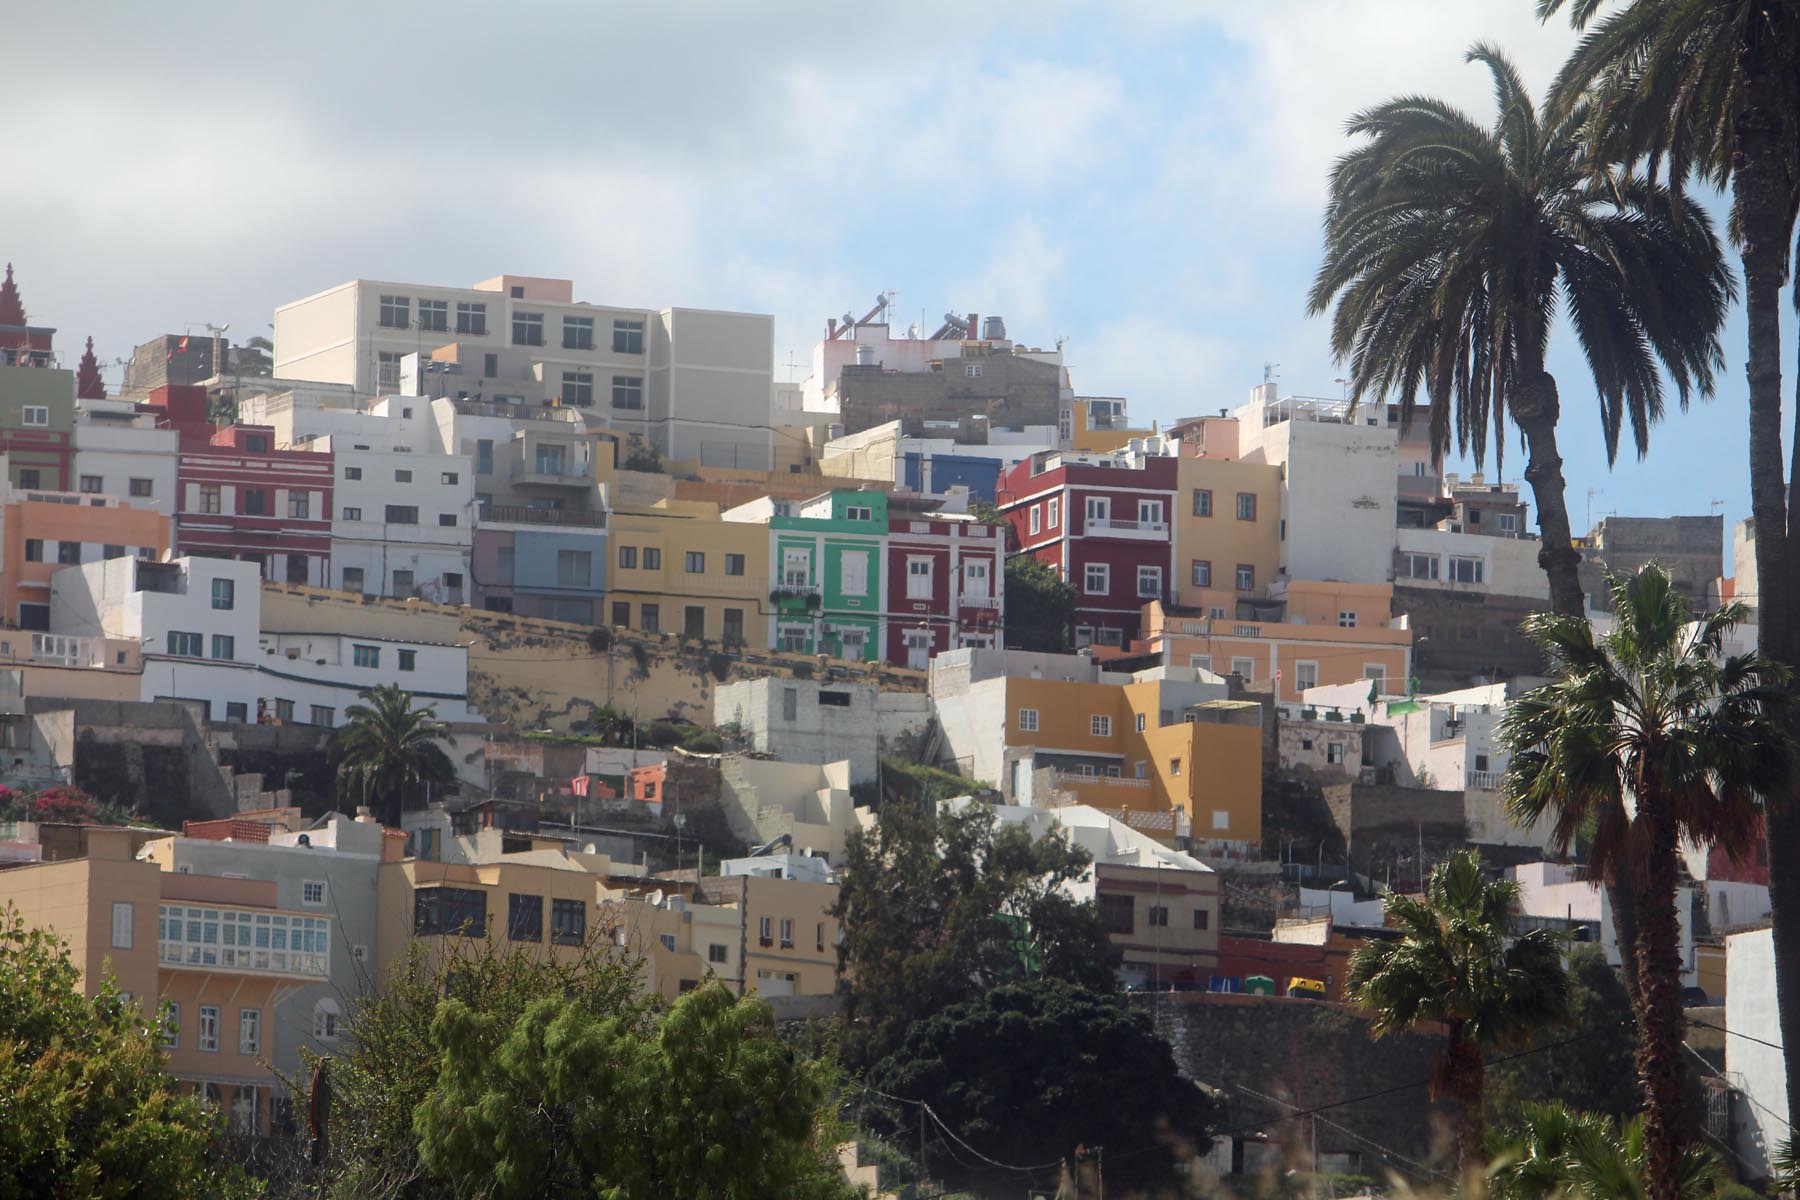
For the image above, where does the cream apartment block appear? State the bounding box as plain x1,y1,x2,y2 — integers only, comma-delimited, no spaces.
273,275,777,470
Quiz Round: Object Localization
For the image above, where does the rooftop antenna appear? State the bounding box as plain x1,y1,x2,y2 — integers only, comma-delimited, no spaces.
1710,498,1727,514
1586,486,1604,533
1263,360,1281,385
781,350,802,383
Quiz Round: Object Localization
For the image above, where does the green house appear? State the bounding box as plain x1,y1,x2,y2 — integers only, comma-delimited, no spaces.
763,490,887,662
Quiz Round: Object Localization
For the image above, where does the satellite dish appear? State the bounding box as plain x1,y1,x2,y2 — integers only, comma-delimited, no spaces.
647,889,665,908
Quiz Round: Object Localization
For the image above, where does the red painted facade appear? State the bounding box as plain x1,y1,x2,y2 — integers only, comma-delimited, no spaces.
882,510,1004,667
996,453,1178,648
1708,818,1770,886
0,263,54,366
152,385,335,584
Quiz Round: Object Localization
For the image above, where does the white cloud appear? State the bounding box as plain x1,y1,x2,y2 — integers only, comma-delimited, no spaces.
1069,315,1241,425
946,217,1068,333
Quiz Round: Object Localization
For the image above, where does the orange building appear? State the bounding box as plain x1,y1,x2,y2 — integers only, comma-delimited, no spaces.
0,485,171,628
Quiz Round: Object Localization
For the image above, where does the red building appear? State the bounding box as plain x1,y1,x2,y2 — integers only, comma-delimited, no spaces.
996,450,1178,648
883,498,1004,668
0,263,54,367
151,385,334,585
0,263,77,491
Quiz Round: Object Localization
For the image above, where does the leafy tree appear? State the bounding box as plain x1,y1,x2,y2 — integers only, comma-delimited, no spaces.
1003,555,1078,654
833,797,1118,1065
866,979,1217,1195
1307,44,1732,618
1486,946,1641,1127
413,982,858,1200
234,335,274,377
0,905,244,1198
621,434,665,474
1502,566,1790,1199
1346,850,1569,1179
330,683,454,827
1541,0,1800,1142
1489,1102,1728,1200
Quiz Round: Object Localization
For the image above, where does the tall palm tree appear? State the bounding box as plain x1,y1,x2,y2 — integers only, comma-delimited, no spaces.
1499,565,1791,1200
1491,1102,1728,1200
1346,850,1569,1179
1541,0,1800,1138
332,684,455,828
1307,44,1735,618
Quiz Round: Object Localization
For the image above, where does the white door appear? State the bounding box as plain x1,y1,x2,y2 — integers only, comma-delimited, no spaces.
905,631,931,670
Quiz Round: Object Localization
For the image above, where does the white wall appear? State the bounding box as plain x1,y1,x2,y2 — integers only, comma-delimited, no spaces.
930,675,1010,788
256,633,472,725
72,422,179,517
1727,927,1784,1178
713,678,880,783
1513,861,1696,984
1395,526,1550,600
318,442,473,599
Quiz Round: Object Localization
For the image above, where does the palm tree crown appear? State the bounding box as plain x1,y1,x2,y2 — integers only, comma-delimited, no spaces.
332,684,455,827
1346,849,1568,1178
1491,1102,1728,1200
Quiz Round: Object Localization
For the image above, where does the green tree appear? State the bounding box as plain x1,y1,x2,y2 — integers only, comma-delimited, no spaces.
1500,565,1790,1200
330,684,454,828
413,982,857,1200
1541,0,1800,1143
866,979,1217,1195
0,905,243,1198
1490,1102,1728,1200
621,434,665,474
1307,45,1733,618
1346,850,1569,1179
833,797,1118,1065
1003,555,1078,654
1486,945,1641,1127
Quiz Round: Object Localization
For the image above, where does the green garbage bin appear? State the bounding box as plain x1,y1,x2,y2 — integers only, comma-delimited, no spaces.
1244,975,1276,996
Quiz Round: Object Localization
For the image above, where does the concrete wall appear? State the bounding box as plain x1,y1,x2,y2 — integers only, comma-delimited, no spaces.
1392,585,1549,689
1322,781,1467,878
1727,926,1783,1178
1396,527,1549,601
713,677,880,783
1241,403,1396,586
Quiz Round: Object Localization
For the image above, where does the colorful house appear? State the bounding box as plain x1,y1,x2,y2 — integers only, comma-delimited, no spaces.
606,499,769,645
724,489,887,661
0,484,171,630
883,495,1004,668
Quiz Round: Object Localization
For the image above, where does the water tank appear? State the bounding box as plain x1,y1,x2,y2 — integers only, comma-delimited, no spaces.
854,343,875,367
983,316,1007,340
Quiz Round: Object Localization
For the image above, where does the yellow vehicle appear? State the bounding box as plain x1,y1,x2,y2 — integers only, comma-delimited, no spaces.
1287,977,1327,1000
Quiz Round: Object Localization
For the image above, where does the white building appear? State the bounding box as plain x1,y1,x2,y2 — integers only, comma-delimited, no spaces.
1394,526,1550,600
1725,926,1784,1178
712,678,885,784
1511,860,1696,985
255,630,472,726
71,414,179,518
818,418,1059,498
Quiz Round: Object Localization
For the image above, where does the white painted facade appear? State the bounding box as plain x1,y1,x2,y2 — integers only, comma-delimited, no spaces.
255,631,472,726
971,800,1213,903
316,440,473,601
71,418,179,517
1726,926,1784,1178
712,677,881,784
1395,526,1550,601
1511,860,1696,985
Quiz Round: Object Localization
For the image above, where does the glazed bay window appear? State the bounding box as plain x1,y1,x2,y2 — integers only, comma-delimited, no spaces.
611,375,644,410
417,297,448,332
158,904,330,976
512,311,544,346
378,294,409,329
456,301,487,335
413,887,487,937
561,371,594,407
562,316,595,350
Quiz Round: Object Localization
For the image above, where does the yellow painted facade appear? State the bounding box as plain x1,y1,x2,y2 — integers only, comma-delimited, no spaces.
1067,397,1158,453
1172,455,1282,605
700,874,841,997
605,500,771,644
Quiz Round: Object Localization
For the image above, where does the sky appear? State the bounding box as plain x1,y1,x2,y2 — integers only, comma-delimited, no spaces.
6,0,1792,559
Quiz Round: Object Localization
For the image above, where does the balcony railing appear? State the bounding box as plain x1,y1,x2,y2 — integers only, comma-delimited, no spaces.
1085,517,1169,538
478,503,605,528
157,903,330,979
1466,768,1503,791
959,595,1001,609
28,633,102,667
511,459,593,484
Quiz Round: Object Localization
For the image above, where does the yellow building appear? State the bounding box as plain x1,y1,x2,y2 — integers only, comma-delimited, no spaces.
1142,582,1413,704
1172,455,1282,606
605,499,771,644
698,874,840,997
1066,396,1158,453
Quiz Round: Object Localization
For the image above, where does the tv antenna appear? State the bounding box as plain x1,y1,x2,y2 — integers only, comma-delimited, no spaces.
1263,360,1280,384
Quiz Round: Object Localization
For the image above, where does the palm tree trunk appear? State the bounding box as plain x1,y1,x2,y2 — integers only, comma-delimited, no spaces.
1445,1023,1487,1182
1631,789,1689,1200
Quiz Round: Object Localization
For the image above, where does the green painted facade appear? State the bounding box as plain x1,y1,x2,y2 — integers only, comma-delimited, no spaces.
768,491,886,662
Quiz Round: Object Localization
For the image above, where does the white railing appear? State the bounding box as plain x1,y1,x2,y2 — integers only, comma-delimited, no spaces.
29,633,102,667
1466,769,1503,791
1086,517,1169,536
959,595,1001,609
1230,623,1264,638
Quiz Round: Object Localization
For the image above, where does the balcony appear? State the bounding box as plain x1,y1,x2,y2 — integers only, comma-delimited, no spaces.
511,458,593,487
26,633,103,667
959,595,1001,610
157,903,330,980
1084,517,1169,540
479,503,606,529
1466,768,1503,791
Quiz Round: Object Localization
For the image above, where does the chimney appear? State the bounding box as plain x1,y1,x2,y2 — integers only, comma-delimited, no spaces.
827,317,838,339
355,805,375,823
967,313,978,341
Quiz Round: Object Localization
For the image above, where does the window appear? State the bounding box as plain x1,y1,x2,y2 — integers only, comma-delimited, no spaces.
418,297,448,331
642,547,661,570
512,311,544,346
163,1002,180,1049
685,550,706,574
379,504,419,527
1099,893,1135,934
684,605,705,638
778,624,809,652
129,477,153,498
102,543,124,559
1085,496,1111,523
198,1005,220,1052
907,557,933,599
1327,743,1346,765
1498,512,1519,532
1194,909,1210,931
1090,714,1112,737
352,644,380,668
79,474,102,494
1231,656,1255,679
611,319,645,354
1029,505,1041,536
708,943,728,964
437,512,457,528
313,1000,340,1041
551,899,586,945
1138,499,1164,526
456,301,487,335
782,688,799,722
483,352,498,378
1449,557,1484,584
1192,488,1213,517
16,468,38,488
1212,810,1231,831
561,316,595,351
474,439,494,475
21,405,48,427
1475,753,1490,773
168,631,203,657
239,1008,261,1055
1084,563,1109,594
1048,497,1060,528
275,698,294,722
342,567,366,593
840,550,869,595
377,351,402,390
1296,661,1318,692
394,468,413,484
1189,654,1212,671
1137,565,1163,599
343,465,363,481
610,601,629,627
846,504,873,521
341,506,362,521
1236,492,1257,521
1135,712,1147,733
759,916,774,945
611,375,644,410
640,604,660,633
508,893,544,941
722,607,744,644
22,539,40,563
1235,564,1255,591
965,363,983,379
57,541,81,565
1338,610,1358,628
210,634,234,660
1363,665,1386,691
1169,757,1183,776
561,370,594,406
557,549,592,587
198,484,221,514
111,901,134,949
1149,905,1170,927
1402,553,1439,580
616,545,638,571
1191,560,1212,588
242,488,267,516
288,492,310,519
378,294,409,329
414,887,487,937
779,917,795,947
398,649,416,671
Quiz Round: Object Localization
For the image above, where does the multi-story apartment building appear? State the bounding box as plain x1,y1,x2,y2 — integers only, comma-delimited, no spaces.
1142,582,1413,702
697,873,841,997
605,499,769,644
997,447,1179,648
723,489,887,661
0,359,75,492
0,482,170,629
1170,453,1281,608
274,275,776,469
72,409,179,518
884,496,1004,667
930,649,1264,848
818,418,1059,501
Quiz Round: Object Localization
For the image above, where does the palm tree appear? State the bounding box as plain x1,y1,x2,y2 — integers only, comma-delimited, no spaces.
1499,565,1791,1200
1490,1102,1728,1200
1346,850,1569,1179
332,684,455,827
1307,44,1735,618
1540,0,1800,1141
